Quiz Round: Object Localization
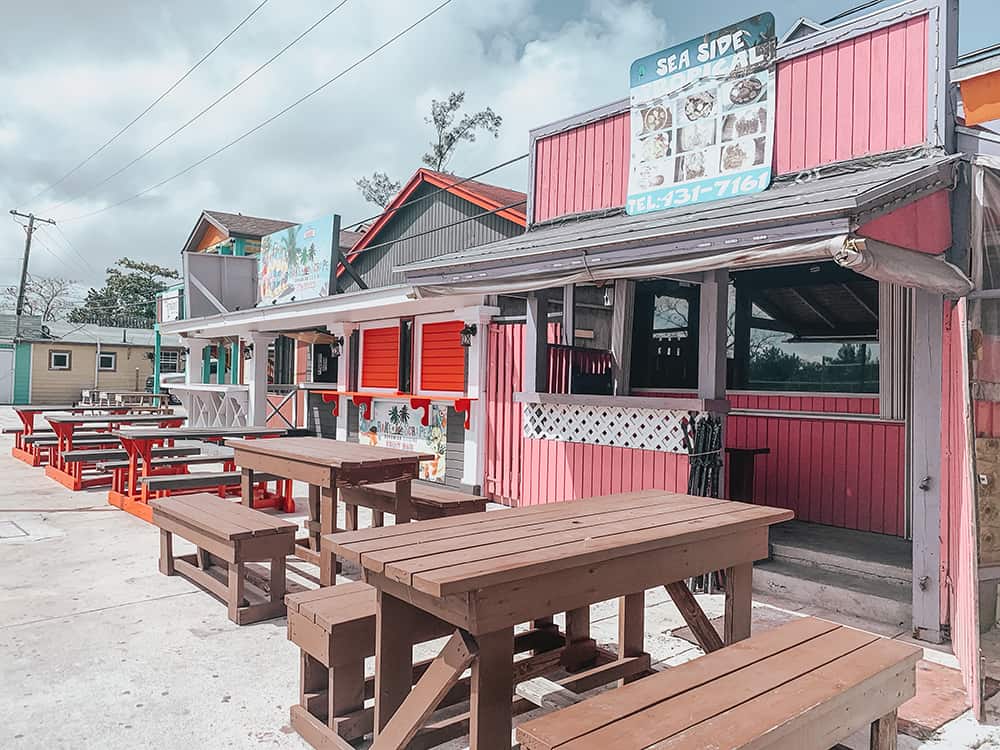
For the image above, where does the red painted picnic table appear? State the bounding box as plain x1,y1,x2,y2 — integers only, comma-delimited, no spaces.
111,426,288,521
330,490,792,750
9,404,168,466
43,413,185,490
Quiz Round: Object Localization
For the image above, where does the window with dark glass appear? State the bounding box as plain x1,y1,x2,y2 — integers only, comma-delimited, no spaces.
398,318,414,394
268,336,296,385
630,279,701,390
731,263,879,393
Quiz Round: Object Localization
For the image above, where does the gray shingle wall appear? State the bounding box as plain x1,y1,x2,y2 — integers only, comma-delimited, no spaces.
341,183,524,291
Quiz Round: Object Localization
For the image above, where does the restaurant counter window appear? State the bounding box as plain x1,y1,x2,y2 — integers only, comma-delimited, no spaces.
630,279,701,389
267,336,295,385
731,263,879,393
98,351,117,371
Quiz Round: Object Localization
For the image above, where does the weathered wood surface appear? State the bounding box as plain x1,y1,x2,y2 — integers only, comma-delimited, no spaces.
516,617,920,750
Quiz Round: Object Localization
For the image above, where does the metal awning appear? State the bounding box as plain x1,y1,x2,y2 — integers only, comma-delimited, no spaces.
401,151,962,295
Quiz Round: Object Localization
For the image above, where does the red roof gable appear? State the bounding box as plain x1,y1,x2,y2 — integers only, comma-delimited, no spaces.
341,168,526,274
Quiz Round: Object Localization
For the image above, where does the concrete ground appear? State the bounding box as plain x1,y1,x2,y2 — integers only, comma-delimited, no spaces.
2,405,1000,749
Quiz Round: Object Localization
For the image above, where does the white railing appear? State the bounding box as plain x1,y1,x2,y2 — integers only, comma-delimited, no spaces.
170,384,249,428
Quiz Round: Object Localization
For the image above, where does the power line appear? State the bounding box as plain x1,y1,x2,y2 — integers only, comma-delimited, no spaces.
58,0,458,224
26,0,271,206
35,224,101,277
47,0,350,215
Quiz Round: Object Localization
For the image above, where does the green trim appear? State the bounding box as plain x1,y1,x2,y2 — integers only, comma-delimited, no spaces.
230,342,240,384
13,342,31,404
234,238,247,256
153,327,162,394
201,347,212,383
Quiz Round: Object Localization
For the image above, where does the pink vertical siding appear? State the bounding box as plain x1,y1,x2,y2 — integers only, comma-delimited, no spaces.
532,15,930,224
940,300,983,718
857,190,951,254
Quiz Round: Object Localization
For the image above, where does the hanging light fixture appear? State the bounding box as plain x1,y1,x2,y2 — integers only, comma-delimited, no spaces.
330,335,344,358
459,323,478,348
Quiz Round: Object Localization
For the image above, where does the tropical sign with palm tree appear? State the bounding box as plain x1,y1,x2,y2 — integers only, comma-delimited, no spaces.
359,398,448,482
258,214,337,306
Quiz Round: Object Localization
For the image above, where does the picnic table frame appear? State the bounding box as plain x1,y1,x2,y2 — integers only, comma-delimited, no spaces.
9,404,168,466
227,437,434,585
331,491,792,750
43,413,184,490
110,427,288,522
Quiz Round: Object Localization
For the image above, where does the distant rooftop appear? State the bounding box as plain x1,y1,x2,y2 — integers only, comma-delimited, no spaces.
0,314,182,347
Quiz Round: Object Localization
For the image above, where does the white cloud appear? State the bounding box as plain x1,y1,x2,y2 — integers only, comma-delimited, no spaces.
0,0,671,289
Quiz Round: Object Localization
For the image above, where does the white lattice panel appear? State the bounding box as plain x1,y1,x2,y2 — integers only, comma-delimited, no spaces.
522,402,703,453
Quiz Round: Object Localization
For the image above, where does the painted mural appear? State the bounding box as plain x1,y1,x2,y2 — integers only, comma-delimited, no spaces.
358,399,447,482
257,215,336,306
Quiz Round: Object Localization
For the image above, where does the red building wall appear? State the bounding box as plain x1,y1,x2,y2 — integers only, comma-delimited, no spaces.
531,14,931,224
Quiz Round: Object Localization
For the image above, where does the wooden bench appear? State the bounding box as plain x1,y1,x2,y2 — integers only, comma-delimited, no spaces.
141,470,282,494
286,583,457,748
152,494,297,624
96,454,228,471
516,617,921,750
63,445,201,464
23,434,120,446
339,481,487,530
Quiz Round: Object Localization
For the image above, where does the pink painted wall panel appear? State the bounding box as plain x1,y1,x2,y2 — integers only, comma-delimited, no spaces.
857,191,951,254
532,15,929,223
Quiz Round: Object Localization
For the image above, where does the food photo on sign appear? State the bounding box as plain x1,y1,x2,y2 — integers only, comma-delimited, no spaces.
627,13,777,215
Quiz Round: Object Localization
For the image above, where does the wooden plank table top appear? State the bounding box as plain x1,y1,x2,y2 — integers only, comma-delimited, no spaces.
113,426,283,441
226,436,435,469
47,413,182,425
332,490,793,749
229,437,435,585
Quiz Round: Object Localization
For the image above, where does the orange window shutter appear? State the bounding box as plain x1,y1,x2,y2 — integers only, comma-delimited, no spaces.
361,326,400,389
420,320,465,392
961,70,1000,127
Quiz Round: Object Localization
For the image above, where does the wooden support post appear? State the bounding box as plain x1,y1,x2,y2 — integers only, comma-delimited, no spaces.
469,629,515,750
699,269,729,486
618,592,645,685
371,630,478,750
307,484,321,551
270,554,286,605
395,478,413,524
870,709,898,750
562,606,596,671
320,470,337,586
240,467,254,508
300,651,327,718
525,292,549,392
227,561,245,622
910,289,943,643
665,580,724,653
375,592,417,732
562,284,576,346
344,503,358,532
158,530,174,575
610,279,635,396
724,562,753,644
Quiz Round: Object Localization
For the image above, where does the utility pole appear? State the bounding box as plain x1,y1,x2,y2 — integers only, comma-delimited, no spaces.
9,209,57,340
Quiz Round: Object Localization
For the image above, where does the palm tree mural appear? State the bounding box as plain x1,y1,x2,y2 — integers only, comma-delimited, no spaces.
280,227,301,273
388,405,401,425
398,405,410,424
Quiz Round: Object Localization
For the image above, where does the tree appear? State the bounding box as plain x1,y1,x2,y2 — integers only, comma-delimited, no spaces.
1,274,78,321
355,171,401,208
354,91,503,207
68,257,179,328
422,91,502,172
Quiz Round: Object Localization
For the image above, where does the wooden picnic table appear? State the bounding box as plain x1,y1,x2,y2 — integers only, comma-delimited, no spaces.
330,490,792,750
227,436,434,585
43,413,185,490
110,426,287,521
8,404,170,465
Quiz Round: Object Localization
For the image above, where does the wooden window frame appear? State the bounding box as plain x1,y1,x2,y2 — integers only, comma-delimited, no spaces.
358,321,402,393
48,350,72,370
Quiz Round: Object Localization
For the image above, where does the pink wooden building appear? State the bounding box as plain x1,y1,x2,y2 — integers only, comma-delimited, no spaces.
403,0,998,717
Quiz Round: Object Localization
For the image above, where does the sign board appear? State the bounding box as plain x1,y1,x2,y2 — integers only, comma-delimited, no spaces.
358,399,447,482
159,288,181,323
183,252,258,319
257,214,340,306
626,13,777,216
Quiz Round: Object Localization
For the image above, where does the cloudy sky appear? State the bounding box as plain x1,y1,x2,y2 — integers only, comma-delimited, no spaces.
1,0,993,294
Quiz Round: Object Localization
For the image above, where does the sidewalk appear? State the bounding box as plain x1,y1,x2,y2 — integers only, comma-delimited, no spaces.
0,405,998,749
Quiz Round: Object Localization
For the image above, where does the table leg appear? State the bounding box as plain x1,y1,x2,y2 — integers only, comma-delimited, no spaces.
307,484,321,551
320,484,337,586
469,628,514,750
395,478,413,524
240,467,254,508
227,561,246,623
561,606,596,671
270,554,286,605
375,591,417,732
618,592,645,685
724,562,753,644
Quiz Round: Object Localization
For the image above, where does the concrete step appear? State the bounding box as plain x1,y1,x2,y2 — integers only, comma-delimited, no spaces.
753,558,911,629
767,520,911,585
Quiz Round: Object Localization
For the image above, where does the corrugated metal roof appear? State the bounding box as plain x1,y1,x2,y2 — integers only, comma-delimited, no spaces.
401,151,959,283
0,314,43,341
6,316,184,347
